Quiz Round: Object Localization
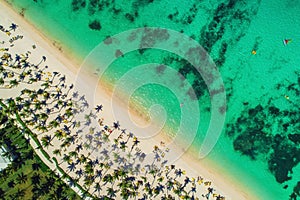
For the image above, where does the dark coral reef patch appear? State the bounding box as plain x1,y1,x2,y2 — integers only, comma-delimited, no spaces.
226,72,300,198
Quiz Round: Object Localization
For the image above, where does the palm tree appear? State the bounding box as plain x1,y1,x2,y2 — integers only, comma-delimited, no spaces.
15,188,26,199
0,78,4,86
166,179,175,194
49,121,60,130
67,177,76,187
102,174,114,186
93,182,101,195
85,134,93,144
75,143,83,153
11,157,26,171
9,79,19,88
154,183,165,196
188,186,197,197
180,177,191,190
53,129,65,141
7,180,15,188
9,23,18,31
143,181,153,197
60,154,71,164
32,162,41,171
64,107,73,118
31,172,41,186
131,136,140,152
69,150,78,159
76,154,88,165
0,187,5,197
92,158,99,166
84,161,94,175
60,136,75,148
67,162,76,172
75,168,83,179
52,149,61,156
119,141,127,151
174,168,184,180
16,172,28,184
100,148,109,159
95,104,103,112
81,190,90,199
106,187,117,198
14,54,21,65
36,56,46,67
72,91,79,99
95,169,103,179
35,123,48,134
113,120,120,128
2,71,9,80
41,134,53,148
83,174,94,190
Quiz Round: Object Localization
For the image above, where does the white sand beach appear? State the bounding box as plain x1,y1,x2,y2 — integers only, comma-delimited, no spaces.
0,1,259,199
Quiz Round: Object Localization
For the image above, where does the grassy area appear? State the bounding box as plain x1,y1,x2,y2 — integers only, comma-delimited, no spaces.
0,111,81,200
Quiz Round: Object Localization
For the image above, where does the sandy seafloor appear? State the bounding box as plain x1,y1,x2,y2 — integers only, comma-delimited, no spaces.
2,0,300,199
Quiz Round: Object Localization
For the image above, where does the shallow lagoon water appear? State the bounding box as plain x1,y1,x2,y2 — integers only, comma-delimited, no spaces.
6,0,300,199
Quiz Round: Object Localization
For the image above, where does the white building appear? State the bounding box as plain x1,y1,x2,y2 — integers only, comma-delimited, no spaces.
0,147,11,170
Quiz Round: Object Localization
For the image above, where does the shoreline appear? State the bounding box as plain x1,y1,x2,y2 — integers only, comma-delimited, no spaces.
0,0,260,199
2,0,84,71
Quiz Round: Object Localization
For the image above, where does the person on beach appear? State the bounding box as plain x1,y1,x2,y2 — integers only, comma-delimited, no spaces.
215,194,225,200
98,118,104,126
202,187,214,199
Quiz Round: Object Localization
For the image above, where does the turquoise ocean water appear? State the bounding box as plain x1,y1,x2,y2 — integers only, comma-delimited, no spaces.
5,0,300,199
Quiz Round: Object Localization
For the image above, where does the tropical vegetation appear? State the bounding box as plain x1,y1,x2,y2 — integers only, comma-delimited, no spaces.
0,110,81,199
